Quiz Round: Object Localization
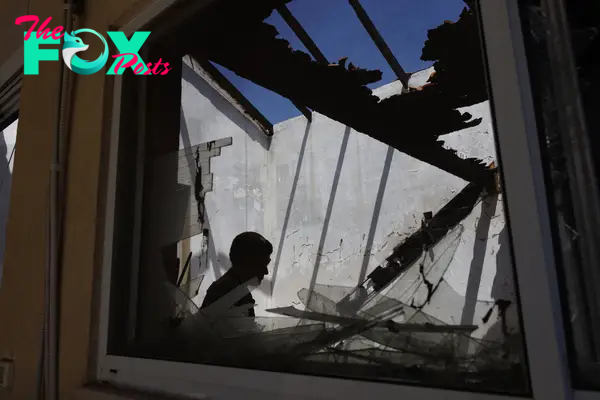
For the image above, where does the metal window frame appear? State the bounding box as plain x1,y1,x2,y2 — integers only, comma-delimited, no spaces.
0,47,23,86
0,47,23,133
94,0,580,398
125,46,149,342
478,0,574,399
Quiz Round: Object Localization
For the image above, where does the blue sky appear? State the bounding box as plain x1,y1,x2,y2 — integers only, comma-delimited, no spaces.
215,0,466,123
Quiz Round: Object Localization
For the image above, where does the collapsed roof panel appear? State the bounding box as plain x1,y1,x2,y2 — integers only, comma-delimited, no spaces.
283,0,390,86
178,0,494,185
281,0,467,89
420,5,488,107
274,4,329,65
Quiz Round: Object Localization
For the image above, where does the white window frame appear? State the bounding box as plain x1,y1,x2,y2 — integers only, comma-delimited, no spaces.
94,0,587,398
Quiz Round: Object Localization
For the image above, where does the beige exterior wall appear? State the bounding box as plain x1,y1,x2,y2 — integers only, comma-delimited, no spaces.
0,0,157,398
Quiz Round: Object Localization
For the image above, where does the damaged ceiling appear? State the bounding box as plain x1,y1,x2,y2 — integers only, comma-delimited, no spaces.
155,0,504,314
168,0,495,186
141,3,525,387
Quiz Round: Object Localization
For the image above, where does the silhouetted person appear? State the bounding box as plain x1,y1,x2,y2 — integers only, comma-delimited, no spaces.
201,232,273,317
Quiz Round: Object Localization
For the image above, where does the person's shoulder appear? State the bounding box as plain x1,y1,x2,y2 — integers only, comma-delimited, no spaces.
202,275,229,308
205,275,223,292
206,273,236,294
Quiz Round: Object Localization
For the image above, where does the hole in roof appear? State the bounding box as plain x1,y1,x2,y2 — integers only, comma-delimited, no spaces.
211,62,303,125
264,11,312,59
282,0,467,89
207,0,469,125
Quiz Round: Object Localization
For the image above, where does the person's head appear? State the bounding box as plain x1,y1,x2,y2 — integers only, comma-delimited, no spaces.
229,231,273,282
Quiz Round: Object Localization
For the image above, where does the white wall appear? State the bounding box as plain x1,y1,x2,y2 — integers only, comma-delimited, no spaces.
178,61,518,337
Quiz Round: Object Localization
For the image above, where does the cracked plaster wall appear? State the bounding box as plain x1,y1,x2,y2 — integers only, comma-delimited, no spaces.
179,64,518,333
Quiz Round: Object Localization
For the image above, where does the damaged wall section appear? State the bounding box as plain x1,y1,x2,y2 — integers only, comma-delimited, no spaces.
163,61,518,344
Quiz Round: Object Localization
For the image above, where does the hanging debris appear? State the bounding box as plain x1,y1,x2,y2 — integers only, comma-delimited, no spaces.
172,0,494,186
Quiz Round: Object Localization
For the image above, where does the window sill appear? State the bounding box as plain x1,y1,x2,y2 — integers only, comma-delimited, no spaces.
75,384,209,400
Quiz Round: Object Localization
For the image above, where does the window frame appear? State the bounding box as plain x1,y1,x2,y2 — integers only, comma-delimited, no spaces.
0,47,23,133
124,44,149,343
0,49,22,289
94,0,578,398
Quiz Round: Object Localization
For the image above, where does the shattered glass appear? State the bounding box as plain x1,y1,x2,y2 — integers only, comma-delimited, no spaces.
149,222,526,393
110,0,530,395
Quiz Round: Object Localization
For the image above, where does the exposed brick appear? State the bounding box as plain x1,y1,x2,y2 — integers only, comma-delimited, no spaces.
195,137,233,152
202,148,221,157
198,160,211,174
200,174,214,195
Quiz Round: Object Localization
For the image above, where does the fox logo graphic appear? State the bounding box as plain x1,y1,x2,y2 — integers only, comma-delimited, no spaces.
16,15,171,75
62,29,109,75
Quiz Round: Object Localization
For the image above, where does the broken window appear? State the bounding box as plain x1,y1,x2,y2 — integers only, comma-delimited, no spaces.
106,0,530,395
